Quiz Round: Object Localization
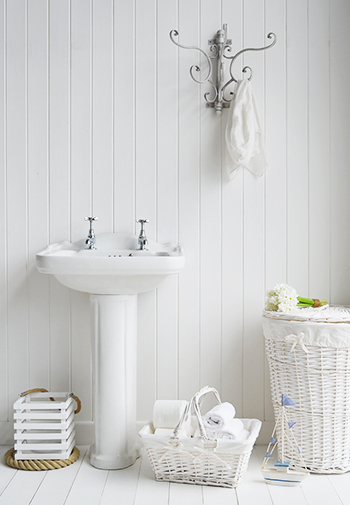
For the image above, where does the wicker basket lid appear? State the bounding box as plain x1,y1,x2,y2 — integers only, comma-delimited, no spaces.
262,306,350,348
263,305,350,324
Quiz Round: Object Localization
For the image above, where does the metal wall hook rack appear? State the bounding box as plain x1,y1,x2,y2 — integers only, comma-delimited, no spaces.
170,24,276,117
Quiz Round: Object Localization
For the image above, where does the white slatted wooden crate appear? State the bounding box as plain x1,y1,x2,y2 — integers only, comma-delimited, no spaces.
13,392,76,460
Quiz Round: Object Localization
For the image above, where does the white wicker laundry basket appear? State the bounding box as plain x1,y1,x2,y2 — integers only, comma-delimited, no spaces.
263,305,350,474
139,386,262,488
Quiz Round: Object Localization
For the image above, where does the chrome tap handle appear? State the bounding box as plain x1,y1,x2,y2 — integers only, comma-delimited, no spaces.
136,219,149,250
84,216,98,236
136,219,149,231
85,216,98,224
84,216,98,250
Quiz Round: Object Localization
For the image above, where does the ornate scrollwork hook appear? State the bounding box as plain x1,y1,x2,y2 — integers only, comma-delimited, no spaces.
170,26,276,117
222,32,276,92
169,29,212,85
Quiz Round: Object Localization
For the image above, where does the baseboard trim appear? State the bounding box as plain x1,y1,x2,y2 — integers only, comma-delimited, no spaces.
0,421,14,445
0,419,274,446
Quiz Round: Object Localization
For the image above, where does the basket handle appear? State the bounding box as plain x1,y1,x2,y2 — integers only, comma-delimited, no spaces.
171,401,192,440
170,386,221,443
192,386,221,440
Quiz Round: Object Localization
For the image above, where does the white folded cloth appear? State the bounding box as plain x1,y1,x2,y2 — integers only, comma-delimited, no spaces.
225,79,267,179
203,402,236,429
152,400,191,434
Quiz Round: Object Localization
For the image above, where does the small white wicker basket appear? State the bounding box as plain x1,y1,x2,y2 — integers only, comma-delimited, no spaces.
264,306,350,474
139,386,261,488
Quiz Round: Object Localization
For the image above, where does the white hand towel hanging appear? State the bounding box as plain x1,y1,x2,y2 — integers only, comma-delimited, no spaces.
225,79,267,179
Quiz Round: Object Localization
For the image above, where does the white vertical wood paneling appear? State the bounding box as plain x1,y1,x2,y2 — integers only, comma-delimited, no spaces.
265,1,287,289
286,0,309,293
49,0,71,392
1,0,350,438
330,0,350,304
308,0,331,301
156,0,179,400
242,0,266,420
0,0,7,420
27,0,50,389
264,0,287,422
156,0,178,247
199,0,222,392
70,0,92,236
113,0,135,234
220,0,244,415
92,0,113,233
134,0,157,230
135,0,157,421
177,0,201,401
70,0,93,421
49,0,70,246
6,0,29,410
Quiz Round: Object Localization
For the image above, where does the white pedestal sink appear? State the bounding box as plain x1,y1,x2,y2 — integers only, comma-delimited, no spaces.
36,232,185,470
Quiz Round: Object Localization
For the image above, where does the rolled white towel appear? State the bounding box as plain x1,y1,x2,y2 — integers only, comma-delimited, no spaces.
152,400,191,434
195,419,248,441
203,402,236,429
219,428,250,442
215,420,247,440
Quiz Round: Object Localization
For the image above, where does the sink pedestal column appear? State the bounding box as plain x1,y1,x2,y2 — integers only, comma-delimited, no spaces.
89,294,141,470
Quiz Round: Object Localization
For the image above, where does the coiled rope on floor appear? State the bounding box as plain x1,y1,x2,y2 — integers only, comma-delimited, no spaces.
4,446,80,471
4,388,81,471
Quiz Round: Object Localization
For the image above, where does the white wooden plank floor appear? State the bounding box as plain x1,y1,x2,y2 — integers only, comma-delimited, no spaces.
0,445,350,505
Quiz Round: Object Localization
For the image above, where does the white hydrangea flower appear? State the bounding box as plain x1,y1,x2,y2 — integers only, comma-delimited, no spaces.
265,291,279,311
265,283,298,312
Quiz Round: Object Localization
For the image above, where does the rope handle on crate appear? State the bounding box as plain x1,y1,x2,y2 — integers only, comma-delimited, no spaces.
170,386,221,444
19,388,81,415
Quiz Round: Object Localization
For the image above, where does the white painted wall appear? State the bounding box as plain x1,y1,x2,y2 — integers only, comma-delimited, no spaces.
1,0,350,443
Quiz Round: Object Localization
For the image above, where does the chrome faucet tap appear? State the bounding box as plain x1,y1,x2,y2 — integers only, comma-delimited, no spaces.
84,216,98,250
136,219,149,250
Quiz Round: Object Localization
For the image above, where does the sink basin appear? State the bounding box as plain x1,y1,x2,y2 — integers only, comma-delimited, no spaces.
36,231,185,470
36,233,185,295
